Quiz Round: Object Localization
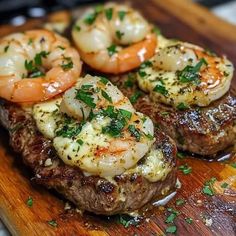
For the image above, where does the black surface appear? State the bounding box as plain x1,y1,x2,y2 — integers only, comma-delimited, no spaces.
0,0,233,25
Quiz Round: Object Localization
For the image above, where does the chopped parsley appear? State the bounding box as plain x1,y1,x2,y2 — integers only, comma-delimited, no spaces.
102,107,132,137
100,76,109,85
202,177,216,196
177,152,185,159
178,58,208,84
75,86,96,108
153,84,168,96
4,45,9,53
175,199,185,206
24,51,49,78
56,119,85,138
116,30,124,40
140,60,153,69
221,182,228,189
178,163,192,175
105,8,113,20
138,70,147,77
119,109,132,120
128,125,141,141
124,73,135,88
118,11,126,21
61,57,73,71
26,196,33,207
176,102,189,110
107,44,117,56
165,213,177,224
77,139,84,145
185,217,193,224
28,38,33,45
117,215,140,228
165,225,177,234
74,25,81,31
101,90,112,103
34,51,49,66
57,45,65,50
84,12,97,25
152,26,161,35
47,220,58,227
230,162,236,168
129,91,142,104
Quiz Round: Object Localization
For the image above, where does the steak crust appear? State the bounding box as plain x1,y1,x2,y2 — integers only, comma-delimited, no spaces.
111,76,236,156
0,101,176,215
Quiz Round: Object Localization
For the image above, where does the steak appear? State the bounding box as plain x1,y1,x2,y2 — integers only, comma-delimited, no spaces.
111,76,236,156
0,101,177,215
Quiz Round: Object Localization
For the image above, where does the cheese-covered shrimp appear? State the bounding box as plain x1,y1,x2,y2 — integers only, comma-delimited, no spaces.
0,29,82,103
33,75,155,177
72,3,157,74
137,41,234,107
60,74,135,120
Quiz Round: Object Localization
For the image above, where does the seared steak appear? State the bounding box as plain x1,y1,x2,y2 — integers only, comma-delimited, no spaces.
111,76,236,156
0,101,176,215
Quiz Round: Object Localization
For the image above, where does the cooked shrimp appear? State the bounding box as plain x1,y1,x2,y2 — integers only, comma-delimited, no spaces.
137,41,234,107
48,75,155,177
60,74,135,120
0,29,82,103
72,3,157,74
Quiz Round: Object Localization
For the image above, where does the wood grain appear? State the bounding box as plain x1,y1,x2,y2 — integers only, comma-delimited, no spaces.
0,0,235,235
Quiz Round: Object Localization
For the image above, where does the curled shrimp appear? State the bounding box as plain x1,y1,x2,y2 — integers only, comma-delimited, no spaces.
137,41,234,107
0,29,82,103
51,75,155,177
60,74,135,120
72,3,157,74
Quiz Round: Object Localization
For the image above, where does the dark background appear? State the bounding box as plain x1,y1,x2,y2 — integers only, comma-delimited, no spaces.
0,0,233,25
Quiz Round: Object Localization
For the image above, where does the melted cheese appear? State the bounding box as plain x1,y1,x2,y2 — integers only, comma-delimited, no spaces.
33,97,62,139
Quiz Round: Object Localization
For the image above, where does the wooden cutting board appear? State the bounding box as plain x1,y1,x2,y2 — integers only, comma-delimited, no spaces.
0,0,235,235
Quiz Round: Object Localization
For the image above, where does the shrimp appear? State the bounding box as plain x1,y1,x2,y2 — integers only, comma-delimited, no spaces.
49,75,155,177
0,29,82,103
60,74,135,120
137,41,234,107
72,3,157,74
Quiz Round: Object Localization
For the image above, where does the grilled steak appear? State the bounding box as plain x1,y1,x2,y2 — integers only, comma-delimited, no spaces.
111,76,236,156
0,101,176,215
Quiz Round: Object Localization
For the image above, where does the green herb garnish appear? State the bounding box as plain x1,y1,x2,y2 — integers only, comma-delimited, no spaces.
74,25,81,31
178,164,192,175
185,217,193,224
75,87,96,108
176,102,189,110
202,177,216,196
118,11,126,21
100,76,109,85
166,225,177,234
178,58,207,84
129,91,142,104
105,8,113,20
107,44,117,56
26,196,33,207
116,30,124,40
176,199,185,206
230,162,236,168
4,45,9,53
47,220,58,227
138,70,147,77
221,182,228,188
84,12,97,25
61,57,73,71
128,125,141,141
153,84,168,96
101,90,112,103
152,26,161,35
